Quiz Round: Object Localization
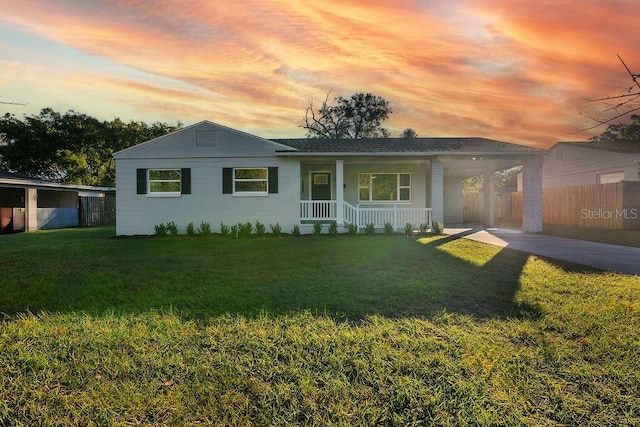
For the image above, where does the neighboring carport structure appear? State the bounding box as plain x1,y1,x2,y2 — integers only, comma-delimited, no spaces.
0,170,114,232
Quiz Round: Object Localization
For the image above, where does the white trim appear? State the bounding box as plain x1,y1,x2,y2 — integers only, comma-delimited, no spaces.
147,168,182,196
233,167,268,195
358,173,412,203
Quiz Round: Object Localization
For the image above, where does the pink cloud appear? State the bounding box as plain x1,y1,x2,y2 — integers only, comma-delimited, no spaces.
2,0,639,146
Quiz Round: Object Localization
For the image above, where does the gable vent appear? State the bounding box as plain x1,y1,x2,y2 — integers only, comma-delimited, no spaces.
196,130,217,147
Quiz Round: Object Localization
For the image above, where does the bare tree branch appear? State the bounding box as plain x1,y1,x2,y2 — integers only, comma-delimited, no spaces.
580,55,640,132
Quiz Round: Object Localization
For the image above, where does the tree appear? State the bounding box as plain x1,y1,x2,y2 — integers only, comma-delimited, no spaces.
590,113,640,142
584,55,640,132
301,92,391,138
0,108,180,186
400,128,418,138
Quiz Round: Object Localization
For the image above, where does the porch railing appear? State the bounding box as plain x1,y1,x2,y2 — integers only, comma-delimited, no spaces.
300,200,337,221
300,200,432,230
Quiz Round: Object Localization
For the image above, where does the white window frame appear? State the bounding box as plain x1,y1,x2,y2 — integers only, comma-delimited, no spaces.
233,167,268,196
147,168,181,197
597,171,624,184
358,173,411,203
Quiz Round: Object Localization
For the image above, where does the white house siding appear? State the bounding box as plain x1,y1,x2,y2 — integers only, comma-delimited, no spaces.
115,157,299,235
543,145,640,188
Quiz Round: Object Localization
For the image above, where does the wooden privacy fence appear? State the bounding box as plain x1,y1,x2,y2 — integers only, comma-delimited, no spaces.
464,181,640,230
79,196,116,227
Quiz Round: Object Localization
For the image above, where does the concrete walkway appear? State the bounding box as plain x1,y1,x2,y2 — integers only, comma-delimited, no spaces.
444,226,640,276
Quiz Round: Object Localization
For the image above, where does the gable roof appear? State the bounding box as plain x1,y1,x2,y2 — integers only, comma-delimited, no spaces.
552,140,640,154
272,137,544,156
114,120,294,159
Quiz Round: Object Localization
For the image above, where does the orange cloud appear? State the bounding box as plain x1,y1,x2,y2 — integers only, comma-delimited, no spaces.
1,0,638,146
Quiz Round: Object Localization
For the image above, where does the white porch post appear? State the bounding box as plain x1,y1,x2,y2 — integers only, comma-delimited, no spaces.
25,187,38,231
430,159,444,224
522,156,544,233
483,171,495,227
335,159,344,225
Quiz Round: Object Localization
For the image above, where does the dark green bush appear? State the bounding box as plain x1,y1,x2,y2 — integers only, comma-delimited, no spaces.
431,221,444,235
328,221,338,235
198,222,212,235
166,221,178,235
384,222,394,235
153,223,167,236
255,221,266,237
404,223,414,236
269,223,281,237
186,222,195,235
313,222,323,235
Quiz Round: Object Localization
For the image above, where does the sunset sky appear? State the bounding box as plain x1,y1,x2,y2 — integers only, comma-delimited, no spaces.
1,0,638,148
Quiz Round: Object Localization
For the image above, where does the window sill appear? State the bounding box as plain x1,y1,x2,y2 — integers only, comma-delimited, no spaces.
233,192,269,197
146,193,182,198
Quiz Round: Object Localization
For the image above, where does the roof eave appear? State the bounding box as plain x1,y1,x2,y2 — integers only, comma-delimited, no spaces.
275,150,546,157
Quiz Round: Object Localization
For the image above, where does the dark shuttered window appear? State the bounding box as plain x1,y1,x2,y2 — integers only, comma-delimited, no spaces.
268,167,278,194
136,169,147,194
181,168,191,194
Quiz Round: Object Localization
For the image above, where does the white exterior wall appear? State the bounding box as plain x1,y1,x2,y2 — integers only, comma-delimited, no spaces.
116,157,299,235
522,157,544,233
543,145,640,188
443,176,464,224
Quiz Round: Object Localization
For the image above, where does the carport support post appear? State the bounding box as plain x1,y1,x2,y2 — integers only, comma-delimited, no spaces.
335,159,344,226
25,187,37,231
483,171,495,227
430,159,444,224
522,156,544,233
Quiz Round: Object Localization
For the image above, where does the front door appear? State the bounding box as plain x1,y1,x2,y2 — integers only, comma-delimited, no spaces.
311,172,331,200
311,172,332,219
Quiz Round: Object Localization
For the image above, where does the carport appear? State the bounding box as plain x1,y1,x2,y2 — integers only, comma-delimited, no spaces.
0,170,114,233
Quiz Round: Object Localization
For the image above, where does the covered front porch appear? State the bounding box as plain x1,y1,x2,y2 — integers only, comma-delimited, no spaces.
291,153,544,233
296,158,442,231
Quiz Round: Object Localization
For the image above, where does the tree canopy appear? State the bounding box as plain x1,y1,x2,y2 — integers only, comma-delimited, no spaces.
0,108,180,186
400,128,418,138
590,113,640,142
301,92,391,139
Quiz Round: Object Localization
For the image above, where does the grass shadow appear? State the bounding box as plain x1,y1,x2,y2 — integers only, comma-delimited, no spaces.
0,227,550,322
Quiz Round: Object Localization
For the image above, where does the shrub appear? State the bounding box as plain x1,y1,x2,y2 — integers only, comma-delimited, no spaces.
255,221,266,237
404,223,414,236
166,221,178,235
348,223,358,235
312,222,323,235
269,223,281,237
431,220,444,235
419,223,429,234
220,222,229,237
383,222,394,235
239,221,253,239
364,223,375,235
230,224,239,239
198,221,212,235
186,222,195,235
292,224,301,237
328,221,338,235
153,223,167,236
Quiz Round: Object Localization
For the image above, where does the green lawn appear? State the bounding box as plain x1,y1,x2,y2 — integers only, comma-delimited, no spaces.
1,227,639,426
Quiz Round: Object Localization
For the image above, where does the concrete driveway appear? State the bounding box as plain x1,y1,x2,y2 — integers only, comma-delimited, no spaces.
445,226,640,276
